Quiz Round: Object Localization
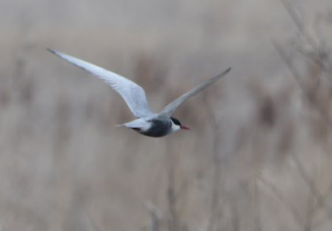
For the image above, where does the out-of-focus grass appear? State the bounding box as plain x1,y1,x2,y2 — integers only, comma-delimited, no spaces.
1,0,332,231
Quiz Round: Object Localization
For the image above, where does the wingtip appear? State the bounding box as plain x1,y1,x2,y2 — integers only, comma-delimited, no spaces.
217,67,231,78
47,48,62,57
47,48,60,57
47,48,55,53
225,67,232,73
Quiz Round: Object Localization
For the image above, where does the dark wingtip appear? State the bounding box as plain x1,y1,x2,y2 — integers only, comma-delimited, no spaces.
217,67,231,79
47,48,57,55
225,67,232,73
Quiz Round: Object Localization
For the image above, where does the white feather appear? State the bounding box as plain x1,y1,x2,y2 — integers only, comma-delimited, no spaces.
120,118,152,131
48,49,153,118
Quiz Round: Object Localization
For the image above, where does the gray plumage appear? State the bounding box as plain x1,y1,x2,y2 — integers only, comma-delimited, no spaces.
160,67,231,117
48,49,231,137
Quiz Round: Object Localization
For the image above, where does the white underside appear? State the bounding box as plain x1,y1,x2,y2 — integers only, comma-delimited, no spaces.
120,118,151,130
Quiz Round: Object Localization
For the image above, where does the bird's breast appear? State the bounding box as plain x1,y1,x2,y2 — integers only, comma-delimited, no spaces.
139,119,172,137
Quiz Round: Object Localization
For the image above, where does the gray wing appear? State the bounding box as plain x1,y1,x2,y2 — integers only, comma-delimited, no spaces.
48,49,153,118
159,67,231,117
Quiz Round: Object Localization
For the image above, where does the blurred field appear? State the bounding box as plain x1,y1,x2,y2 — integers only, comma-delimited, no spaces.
1,0,332,230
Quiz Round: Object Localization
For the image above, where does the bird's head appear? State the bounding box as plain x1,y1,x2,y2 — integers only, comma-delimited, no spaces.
171,117,190,132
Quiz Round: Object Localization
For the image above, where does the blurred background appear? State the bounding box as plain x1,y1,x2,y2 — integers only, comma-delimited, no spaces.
1,0,332,230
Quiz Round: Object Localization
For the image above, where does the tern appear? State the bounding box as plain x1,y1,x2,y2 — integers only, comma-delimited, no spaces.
48,49,231,137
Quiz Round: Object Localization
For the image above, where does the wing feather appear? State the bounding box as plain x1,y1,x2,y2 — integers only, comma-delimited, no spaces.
48,49,153,118
159,67,231,117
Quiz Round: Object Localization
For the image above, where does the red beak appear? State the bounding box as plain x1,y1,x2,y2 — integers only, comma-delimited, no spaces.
180,125,190,130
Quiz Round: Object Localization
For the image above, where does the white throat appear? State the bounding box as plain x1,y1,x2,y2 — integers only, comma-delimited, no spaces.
170,121,181,133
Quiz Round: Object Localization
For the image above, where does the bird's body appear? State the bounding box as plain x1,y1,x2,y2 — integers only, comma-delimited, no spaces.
122,117,172,137
48,49,231,137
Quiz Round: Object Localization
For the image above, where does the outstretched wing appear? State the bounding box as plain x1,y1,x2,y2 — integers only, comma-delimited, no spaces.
159,67,231,117
48,49,153,118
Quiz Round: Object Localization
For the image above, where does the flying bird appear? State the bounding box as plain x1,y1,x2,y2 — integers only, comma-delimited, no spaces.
48,49,231,137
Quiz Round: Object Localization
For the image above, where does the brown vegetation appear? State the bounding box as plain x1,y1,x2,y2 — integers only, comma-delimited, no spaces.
1,0,332,231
